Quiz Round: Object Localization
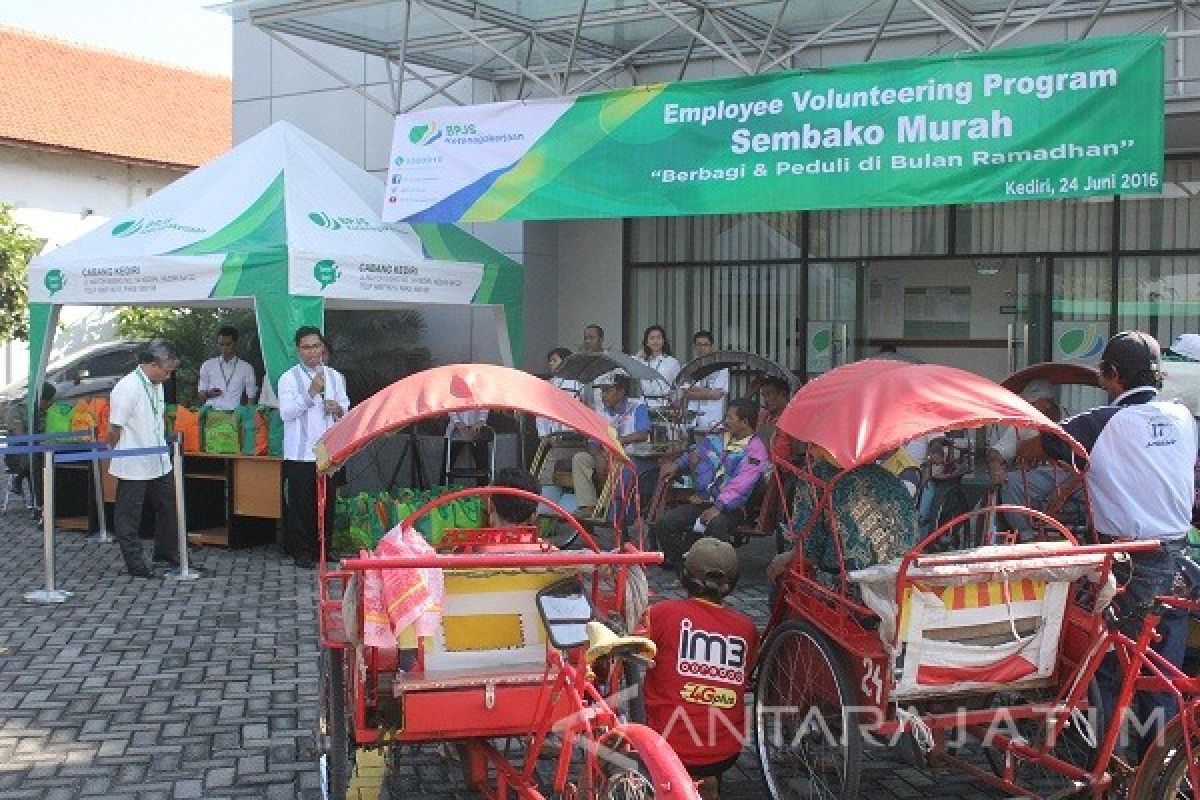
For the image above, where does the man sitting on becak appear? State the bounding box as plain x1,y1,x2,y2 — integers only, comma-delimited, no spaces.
485,467,541,528
987,381,1083,537
650,399,769,569
571,373,651,518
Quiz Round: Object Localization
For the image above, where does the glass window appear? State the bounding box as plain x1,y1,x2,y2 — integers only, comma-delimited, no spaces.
1120,159,1200,251
1118,255,1200,346
954,198,1111,254
628,263,803,375
1052,257,1112,416
629,217,694,263
810,206,945,258
629,213,803,264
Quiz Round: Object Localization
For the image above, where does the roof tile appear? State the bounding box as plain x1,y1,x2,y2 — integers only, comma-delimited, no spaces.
0,26,231,168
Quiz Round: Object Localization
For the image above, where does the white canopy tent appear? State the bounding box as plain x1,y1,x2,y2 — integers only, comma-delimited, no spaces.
26,120,523,411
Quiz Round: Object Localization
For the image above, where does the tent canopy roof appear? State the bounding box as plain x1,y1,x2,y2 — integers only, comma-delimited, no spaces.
31,120,435,271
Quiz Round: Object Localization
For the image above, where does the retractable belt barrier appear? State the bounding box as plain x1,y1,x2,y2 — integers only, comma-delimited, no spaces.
22,435,196,605
2,429,111,544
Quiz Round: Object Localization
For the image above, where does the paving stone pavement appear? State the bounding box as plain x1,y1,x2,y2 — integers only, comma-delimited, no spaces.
0,508,998,799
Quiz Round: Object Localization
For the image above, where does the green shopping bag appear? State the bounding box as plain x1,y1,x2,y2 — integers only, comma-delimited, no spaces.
385,489,417,530
44,401,76,434
201,408,241,454
164,404,177,440
413,502,457,546
451,496,482,529
267,409,284,457
235,406,264,456
333,493,374,554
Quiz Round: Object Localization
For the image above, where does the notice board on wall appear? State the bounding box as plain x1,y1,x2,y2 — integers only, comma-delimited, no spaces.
904,286,971,338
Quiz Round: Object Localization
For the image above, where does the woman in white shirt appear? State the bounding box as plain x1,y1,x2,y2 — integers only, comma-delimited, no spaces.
537,348,581,437
631,325,680,408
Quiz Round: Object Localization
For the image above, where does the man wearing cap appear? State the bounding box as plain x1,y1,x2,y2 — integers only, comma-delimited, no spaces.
1018,331,1197,756
570,373,649,518
639,537,758,799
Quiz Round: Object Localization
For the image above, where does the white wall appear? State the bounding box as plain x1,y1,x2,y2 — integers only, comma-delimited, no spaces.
555,219,624,353
0,145,185,386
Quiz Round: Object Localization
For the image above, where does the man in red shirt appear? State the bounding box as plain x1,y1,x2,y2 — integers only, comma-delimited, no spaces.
640,538,759,799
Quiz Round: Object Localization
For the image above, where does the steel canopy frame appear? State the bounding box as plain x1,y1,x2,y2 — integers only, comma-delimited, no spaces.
220,0,1200,114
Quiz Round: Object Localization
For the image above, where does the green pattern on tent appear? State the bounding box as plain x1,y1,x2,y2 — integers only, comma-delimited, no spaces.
161,172,308,387
170,172,287,265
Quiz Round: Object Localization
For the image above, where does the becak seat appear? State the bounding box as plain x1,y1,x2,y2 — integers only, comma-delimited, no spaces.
791,461,917,573
848,543,1115,699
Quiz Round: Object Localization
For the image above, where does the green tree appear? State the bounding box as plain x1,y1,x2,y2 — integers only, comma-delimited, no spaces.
325,309,425,404
0,205,42,342
117,308,260,406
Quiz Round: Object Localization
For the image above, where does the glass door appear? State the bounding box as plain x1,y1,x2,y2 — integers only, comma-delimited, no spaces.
1051,257,1112,416
806,262,860,379
1005,257,1048,373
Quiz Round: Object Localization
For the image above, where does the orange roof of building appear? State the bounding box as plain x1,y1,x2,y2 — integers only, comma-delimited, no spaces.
0,26,231,169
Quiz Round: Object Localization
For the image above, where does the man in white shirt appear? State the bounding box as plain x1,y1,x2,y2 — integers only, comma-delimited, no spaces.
683,330,729,435
278,326,350,569
1019,331,1197,757
197,326,257,410
107,339,182,579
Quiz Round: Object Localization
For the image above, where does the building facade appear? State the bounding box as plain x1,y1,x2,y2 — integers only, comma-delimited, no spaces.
0,26,230,385
228,1,1200,378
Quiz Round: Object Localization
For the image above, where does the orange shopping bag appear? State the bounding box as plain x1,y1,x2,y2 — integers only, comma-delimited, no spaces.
69,397,110,441
173,406,201,453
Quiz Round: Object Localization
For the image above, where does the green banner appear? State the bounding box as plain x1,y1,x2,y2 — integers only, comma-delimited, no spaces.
385,35,1164,223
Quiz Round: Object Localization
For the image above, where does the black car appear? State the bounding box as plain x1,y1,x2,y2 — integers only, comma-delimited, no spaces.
0,340,146,432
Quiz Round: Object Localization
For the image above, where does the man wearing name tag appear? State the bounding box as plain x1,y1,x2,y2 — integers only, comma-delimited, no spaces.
107,339,184,579
198,326,257,410
278,327,349,569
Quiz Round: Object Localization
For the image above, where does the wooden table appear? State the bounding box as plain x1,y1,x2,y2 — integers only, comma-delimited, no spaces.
55,452,283,548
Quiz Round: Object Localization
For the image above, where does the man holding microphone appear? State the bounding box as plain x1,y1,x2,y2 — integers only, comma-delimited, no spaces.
278,326,350,569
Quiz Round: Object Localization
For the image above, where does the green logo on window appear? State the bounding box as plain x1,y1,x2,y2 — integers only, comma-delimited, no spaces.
1057,324,1105,358
811,328,831,352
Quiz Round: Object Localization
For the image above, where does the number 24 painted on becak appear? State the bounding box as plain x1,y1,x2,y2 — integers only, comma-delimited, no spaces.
861,657,883,705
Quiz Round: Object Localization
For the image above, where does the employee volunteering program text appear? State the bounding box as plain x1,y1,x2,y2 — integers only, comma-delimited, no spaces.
661,69,1119,152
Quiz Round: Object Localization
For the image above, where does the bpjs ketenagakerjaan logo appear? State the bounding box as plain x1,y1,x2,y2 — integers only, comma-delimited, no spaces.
306,211,391,233
405,121,524,146
1057,322,1106,359
110,217,205,237
408,122,443,146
